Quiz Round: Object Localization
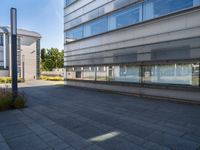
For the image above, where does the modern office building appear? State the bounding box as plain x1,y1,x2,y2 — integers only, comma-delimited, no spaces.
0,26,41,80
64,0,200,102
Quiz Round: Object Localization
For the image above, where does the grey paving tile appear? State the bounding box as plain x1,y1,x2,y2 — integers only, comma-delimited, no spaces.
7,133,49,150
120,133,146,146
27,123,49,135
183,133,200,144
46,124,90,149
142,142,170,150
83,144,105,150
39,132,59,142
96,136,146,150
1,81,199,150
146,131,200,150
0,142,10,150
0,133,4,142
0,123,32,140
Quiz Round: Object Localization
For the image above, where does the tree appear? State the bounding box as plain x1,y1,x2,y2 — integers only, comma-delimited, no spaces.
40,48,64,71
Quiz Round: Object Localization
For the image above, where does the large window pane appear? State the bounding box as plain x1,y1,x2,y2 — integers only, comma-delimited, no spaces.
65,0,77,6
144,0,194,20
108,4,142,30
110,65,140,83
83,67,95,80
84,17,108,37
0,35,3,46
96,66,108,81
65,26,83,42
66,67,76,79
143,63,199,86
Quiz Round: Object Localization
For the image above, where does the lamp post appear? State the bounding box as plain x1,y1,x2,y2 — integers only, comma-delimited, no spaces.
11,8,18,101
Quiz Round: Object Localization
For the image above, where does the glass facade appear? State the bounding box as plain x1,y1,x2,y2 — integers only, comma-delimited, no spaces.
0,34,3,46
65,0,77,6
111,65,140,83
108,4,142,30
66,62,200,87
84,17,108,37
65,0,200,42
66,26,83,42
143,64,199,86
143,0,194,20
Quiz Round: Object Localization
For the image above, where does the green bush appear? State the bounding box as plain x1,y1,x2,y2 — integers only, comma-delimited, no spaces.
0,91,26,111
14,95,26,109
0,92,12,111
40,76,64,81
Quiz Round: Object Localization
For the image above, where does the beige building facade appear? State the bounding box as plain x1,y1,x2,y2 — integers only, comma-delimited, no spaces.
0,26,41,80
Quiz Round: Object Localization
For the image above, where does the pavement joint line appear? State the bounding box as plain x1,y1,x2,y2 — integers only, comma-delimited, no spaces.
19,107,104,150
1,80,198,150
38,102,150,147
58,102,180,137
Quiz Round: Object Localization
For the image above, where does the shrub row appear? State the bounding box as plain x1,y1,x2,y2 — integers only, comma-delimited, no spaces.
40,75,64,81
0,77,24,84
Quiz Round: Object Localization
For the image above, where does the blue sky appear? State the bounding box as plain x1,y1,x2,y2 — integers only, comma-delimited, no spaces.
0,0,64,50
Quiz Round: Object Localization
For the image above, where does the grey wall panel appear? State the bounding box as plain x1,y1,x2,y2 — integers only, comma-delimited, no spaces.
65,80,200,102
64,37,200,66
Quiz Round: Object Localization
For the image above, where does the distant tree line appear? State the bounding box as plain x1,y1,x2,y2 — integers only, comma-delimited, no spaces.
41,48,64,71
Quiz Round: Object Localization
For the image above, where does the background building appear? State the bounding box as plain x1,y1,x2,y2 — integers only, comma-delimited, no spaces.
0,26,41,80
64,0,200,102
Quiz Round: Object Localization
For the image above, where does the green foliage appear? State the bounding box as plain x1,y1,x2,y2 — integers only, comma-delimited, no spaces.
0,77,24,84
40,75,64,81
0,92,12,111
0,92,26,111
40,48,64,71
14,95,26,109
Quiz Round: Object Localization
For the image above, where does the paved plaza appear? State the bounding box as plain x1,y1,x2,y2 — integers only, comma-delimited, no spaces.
0,81,200,150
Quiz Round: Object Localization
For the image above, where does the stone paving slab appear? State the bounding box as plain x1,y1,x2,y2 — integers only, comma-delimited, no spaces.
0,80,200,150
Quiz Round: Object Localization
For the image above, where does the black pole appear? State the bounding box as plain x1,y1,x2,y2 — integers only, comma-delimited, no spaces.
22,55,25,82
11,8,18,101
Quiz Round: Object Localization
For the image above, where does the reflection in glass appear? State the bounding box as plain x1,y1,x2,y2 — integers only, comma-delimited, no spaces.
109,4,142,30
84,17,108,37
96,66,108,81
111,65,140,83
143,0,194,20
66,63,199,87
83,67,95,80
66,26,83,42
143,63,199,86
65,0,200,42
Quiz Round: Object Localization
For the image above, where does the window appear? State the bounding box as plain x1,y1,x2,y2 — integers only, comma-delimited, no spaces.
143,0,194,20
17,37,21,50
111,65,140,83
96,66,108,81
65,0,200,43
65,0,77,6
108,4,142,30
143,63,199,86
0,35,3,46
84,17,108,37
66,63,199,87
66,67,76,79
83,67,95,80
65,26,83,43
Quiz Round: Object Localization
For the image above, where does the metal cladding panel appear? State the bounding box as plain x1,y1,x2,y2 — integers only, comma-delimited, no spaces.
64,37,200,66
